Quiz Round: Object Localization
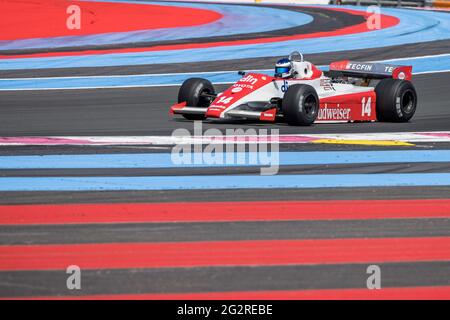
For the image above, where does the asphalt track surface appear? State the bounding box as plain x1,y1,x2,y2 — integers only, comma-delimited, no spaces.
1,72,450,136
1,2,450,300
1,71,450,298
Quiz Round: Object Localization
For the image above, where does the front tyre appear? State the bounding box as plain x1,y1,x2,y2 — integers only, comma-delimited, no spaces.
178,78,215,120
282,84,319,126
375,79,417,122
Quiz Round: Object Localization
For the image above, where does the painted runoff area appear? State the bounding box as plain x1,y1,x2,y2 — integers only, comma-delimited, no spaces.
1,173,450,191
1,150,450,169
0,6,449,70
0,1,312,51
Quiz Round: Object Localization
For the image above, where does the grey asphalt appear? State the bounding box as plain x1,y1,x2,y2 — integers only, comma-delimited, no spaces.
1,261,449,297
1,72,450,136
1,218,449,245
3,162,450,177
1,186,450,205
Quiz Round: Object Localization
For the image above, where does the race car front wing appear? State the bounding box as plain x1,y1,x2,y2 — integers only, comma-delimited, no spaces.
170,101,277,122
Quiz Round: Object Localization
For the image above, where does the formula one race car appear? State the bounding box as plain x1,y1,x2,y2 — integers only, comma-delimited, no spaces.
170,52,417,126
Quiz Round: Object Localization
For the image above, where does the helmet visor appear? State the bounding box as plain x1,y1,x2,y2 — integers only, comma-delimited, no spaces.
275,66,290,75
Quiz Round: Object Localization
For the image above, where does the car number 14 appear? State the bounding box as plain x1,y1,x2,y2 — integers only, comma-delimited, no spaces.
361,96,372,117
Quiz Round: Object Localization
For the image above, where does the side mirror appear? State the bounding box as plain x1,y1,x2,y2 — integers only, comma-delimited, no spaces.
238,71,246,76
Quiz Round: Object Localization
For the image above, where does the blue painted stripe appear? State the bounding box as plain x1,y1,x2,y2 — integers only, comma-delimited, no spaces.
1,173,450,191
1,53,449,90
1,6,449,70
0,70,248,90
1,150,450,169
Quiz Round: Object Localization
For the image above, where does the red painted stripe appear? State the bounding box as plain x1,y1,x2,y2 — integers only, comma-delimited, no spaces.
1,199,450,225
0,7,399,59
1,237,449,271
1,0,221,41
7,286,450,300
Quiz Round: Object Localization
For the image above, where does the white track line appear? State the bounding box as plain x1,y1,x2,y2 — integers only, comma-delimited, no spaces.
1,132,450,146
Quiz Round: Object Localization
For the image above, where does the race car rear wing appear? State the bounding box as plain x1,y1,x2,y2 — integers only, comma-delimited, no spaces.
327,60,412,81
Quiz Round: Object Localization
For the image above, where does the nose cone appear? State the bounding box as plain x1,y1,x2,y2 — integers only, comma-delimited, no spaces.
206,73,273,118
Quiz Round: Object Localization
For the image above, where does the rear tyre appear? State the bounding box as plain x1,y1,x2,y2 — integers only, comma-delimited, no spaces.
375,78,417,122
178,78,215,120
282,84,319,126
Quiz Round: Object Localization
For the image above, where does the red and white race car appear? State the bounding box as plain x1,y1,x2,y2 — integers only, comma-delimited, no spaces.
170,52,417,126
